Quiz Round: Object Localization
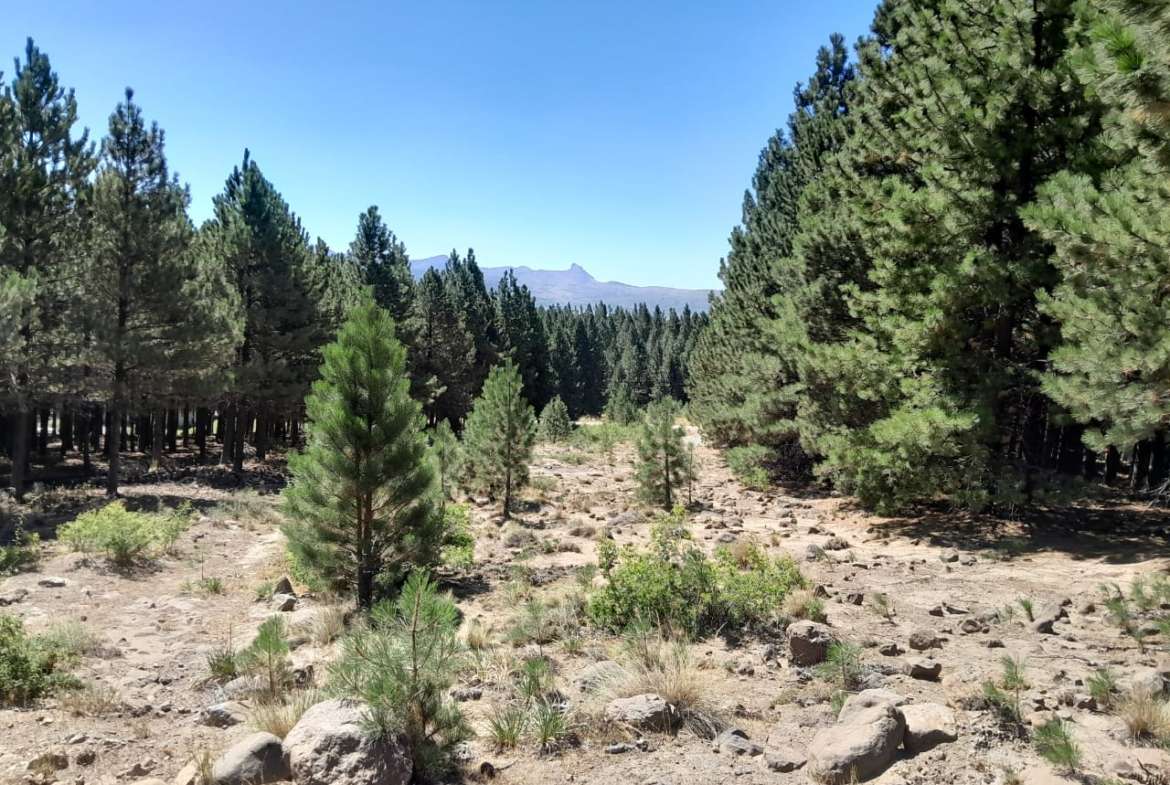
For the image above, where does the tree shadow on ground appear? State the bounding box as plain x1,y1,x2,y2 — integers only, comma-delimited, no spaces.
858,493,1170,565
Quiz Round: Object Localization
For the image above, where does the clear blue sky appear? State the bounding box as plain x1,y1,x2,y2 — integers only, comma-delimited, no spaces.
4,0,878,290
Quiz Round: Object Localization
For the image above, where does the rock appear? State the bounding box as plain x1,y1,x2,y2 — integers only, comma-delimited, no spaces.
787,620,835,666
199,701,249,728
605,742,636,754
284,698,412,785
210,732,289,785
27,752,68,771
712,728,762,756
764,744,806,773
908,629,940,651
903,657,942,681
75,748,97,766
901,703,957,753
37,576,67,588
838,689,907,722
0,588,29,606
844,592,864,606
574,660,626,693
959,618,985,634
824,536,850,551
878,642,903,657
271,593,297,612
806,704,905,784
605,694,674,730
272,576,295,596
1032,601,1069,634
172,762,199,785
939,552,959,563
1126,667,1166,697
451,686,482,702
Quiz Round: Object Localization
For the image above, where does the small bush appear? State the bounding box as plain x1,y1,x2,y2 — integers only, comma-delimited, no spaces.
206,637,240,683
157,501,196,554
60,681,123,716
539,396,573,442
588,510,804,636
0,528,40,575
239,617,291,699
817,642,863,691
250,690,320,738
725,445,772,491
329,571,469,778
982,655,1028,726
310,605,347,645
1118,689,1170,741
58,502,158,566
1033,718,1080,772
37,619,101,663
0,615,78,706
1086,668,1118,710
488,703,527,750
440,503,474,570
531,700,571,752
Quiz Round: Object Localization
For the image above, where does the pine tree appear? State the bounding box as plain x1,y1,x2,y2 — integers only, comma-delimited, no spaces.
87,89,239,494
1025,0,1170,483
443,249,497,394
350,206,413,326
282,299,439,610
635,398,694,508
0,39,96,500
460,359,536,519
494,271,551,410
409,268,476,426
539,395,572,442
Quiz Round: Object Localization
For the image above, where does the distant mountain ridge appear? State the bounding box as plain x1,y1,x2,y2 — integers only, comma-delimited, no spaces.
409,255,712,312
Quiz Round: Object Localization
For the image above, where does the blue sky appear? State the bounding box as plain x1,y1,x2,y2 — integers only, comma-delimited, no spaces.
3,1,878,290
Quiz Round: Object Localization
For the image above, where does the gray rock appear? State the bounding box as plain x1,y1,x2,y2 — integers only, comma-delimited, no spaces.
451,686,482,702
787,620,835,666
0,588,29,606
712,728,762,756
1032,600,1069,634
605,694,674,730
903,657,942,681
908,629,940,651
806,704,905,784
574,660,626,693
272,576,294,596
1126,667,1166,697
838,689,907,722
26,752,68,771
200,701,249,728
210,732,289,785
824,536,849,551
901,703,957,753
284,698,412,785
38,576,67,588
271,593,297,612
763,742,806,773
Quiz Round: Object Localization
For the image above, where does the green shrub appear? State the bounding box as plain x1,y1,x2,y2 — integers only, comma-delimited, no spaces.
1034,718,1080,772
539,396,573,442
0,615,78,706
58,502,160,567
0,528,40,575
329,571,469,777
588,509,805,636
439,503,474,569
157,501,196,554
239,617,291,699
725,445,772,491
817,642,864,691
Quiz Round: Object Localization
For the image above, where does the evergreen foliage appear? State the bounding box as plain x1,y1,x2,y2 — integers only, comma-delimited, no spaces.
460,359,537,519
282,299,439,610
635,399,694,508
539,395,572,442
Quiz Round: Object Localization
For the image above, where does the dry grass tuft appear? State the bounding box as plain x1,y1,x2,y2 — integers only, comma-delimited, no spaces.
250,690,320,738
1119,689,1170,742
59,682,124,717
782,588,827,623
310,605,347,646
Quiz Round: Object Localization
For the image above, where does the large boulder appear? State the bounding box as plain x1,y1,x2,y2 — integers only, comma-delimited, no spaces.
283,699,412,785
837,689,907,722
604,693,674,730
901,703,957,753
787,620,835,666
806,704,905,784
1032,599,1070,635
574,660,625,693
211,732,289,785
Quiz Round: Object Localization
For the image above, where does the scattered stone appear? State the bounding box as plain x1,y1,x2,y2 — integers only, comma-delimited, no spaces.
37,576,67,588
271,593,297,612
605,694,674,730
0,588,29,606
74,748,96,766
763,743,806,773
712,728,762,756
903,657,942,681
806,703,905,784
959,618,985,634
1126,667,1166,697
878,642,903,657
451,687,482,702
199,701,249,728
908,629,941,651
27,752,68,771
272,576,294,596
574,660,625,693
605,742,636,754
787,620,835,666
824,536,849,551
844,592,864,606
939,552,959,563
901,703,957,753
284,699,412,785
1032,600,1070,635
211,732,289,785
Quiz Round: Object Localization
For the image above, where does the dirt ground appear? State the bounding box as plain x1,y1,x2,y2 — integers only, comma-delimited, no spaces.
3,428,1169,785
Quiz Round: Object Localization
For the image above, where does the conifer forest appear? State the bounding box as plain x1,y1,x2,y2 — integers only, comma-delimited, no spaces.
4,3,1170,785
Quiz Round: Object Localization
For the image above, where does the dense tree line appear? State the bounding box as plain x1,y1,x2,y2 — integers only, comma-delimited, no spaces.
0,39,705,501
690,0,1170,511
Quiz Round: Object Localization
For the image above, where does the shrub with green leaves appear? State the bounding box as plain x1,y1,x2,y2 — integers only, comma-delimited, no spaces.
588,509,805,636
1034,718,1080,772
0,528,40,575
239,616,291,699
439,503,474,569
329,571,469,777
539,395,573,442
58,501,158,566
0,615,77,706
725,445,771,491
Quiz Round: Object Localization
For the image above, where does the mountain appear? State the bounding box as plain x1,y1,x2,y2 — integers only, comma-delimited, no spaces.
409,256,712,312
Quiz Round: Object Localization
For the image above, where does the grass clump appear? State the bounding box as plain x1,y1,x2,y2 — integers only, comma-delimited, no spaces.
487,703,528,750
587,509,805,636
329,570,469,778
1118,689,1170,742
1086,667,1118,710
250,690,320,738
1033,718,1080,773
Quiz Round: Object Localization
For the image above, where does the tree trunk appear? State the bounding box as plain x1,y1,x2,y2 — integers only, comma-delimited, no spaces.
166,408,178,453
1105,445,1121,485
195,407,208,460
255,407,269,461
220,403,236,466
1083,446,1099,482
233,407,247,473
1132,440,1153,491
1151,431,1170,490
60,406,74,455
80,406,92,473
181,406,190,449
150,409,164,471
11,408,30,502
1058,423,1084,476
107,402,122,497
37,408,49,456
